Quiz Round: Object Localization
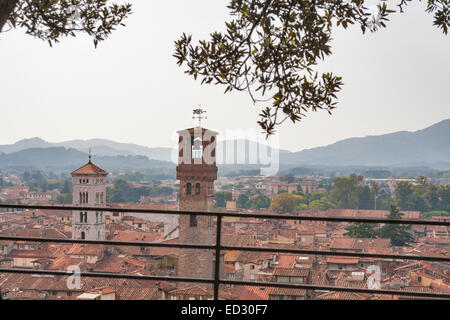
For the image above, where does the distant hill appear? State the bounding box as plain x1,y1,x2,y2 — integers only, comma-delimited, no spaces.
0,137,289,164
0,147,175,174
0,119,448,172
0,138,174,161
279,119,450,168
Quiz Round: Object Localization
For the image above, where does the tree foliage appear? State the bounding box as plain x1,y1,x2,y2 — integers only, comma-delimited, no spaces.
0,0,132,47
394,180,449,212
330,173,360,208
249,195,271,209
215,191,233,208
270,192,303,213
107,179,149,203
174,0,448,134
378,205,415,246
344,222,377,238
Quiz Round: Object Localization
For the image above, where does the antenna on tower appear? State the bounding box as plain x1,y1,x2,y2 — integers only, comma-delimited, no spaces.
192,107,207,127
88,147,92,163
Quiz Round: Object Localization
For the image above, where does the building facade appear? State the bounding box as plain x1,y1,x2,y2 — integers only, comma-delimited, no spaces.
176,127,218,286
71,158,108,241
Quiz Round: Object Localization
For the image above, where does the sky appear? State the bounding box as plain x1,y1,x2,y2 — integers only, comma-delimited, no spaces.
0,0,449,152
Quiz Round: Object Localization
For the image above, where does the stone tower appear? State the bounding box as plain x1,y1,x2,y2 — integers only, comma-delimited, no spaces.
71,156,108,241
176,126,218,286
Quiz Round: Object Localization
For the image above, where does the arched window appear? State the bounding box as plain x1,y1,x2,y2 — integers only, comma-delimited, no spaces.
80,212,83,223
96,212,99,223
192,137,203,159
80,192,83,203
195,183,201,195
85,192,88,203
81,232,85,240
190,215,197,227
186,183,192,195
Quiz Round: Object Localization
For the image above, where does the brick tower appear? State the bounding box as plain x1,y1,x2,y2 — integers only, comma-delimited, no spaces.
71,154,108,241
176,125,218,286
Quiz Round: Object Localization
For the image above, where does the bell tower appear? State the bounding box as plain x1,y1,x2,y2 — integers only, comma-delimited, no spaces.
71,153,108,241
176,110,218,286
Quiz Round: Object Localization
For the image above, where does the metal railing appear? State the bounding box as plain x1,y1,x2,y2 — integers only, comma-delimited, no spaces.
0,203,449,300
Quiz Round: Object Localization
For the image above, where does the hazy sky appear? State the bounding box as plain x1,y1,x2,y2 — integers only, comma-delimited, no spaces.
0,0,448,152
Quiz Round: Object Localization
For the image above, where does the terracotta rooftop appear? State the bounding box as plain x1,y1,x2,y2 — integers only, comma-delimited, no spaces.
267,287,307,296
273,267,310,277
71,161,108,176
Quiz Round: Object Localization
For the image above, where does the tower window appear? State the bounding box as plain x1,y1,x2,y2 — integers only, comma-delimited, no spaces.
79,212,87,223
192,137,203,159
186,183,192,195
195,183,201,195
190,215,197,227
81,232,85,240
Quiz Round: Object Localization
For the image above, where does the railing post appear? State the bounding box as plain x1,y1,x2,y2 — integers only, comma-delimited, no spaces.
213,214,222,300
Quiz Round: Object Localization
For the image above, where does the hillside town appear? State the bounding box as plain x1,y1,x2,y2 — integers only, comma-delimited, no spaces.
0,127,448,301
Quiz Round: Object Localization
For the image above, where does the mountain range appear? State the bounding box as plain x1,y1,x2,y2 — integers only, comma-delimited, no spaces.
0,119,449,173
280,119,450,168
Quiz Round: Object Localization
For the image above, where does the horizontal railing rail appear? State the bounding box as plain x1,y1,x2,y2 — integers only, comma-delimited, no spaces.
1,204,449,226
0,235,448,263
0,204,449,300
0,268,448,299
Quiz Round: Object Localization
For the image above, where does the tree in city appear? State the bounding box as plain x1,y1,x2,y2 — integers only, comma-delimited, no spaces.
330,174,360,209
174,0,449,134
356,185,372,209
270,192,303,213
394,179,449,212
280,173,296,183
0,0,132,47
57,193,72,204
249,195,271,209
107,179,149,203
378,205,415,246
308,197,335,210
236,193,250,208
61,179,71,194
394,181,414,210
344,222,377,238
214,191,233,208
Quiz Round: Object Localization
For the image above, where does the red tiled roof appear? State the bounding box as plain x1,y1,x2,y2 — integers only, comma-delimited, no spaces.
273,267,310,277
316,291,372,300
229,286,270,300
71,161,108,175
326,257,360,264
268,287,307,296
169,285,236,300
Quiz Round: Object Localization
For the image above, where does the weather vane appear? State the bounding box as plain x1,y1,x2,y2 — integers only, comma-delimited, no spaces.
192,107,207,127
